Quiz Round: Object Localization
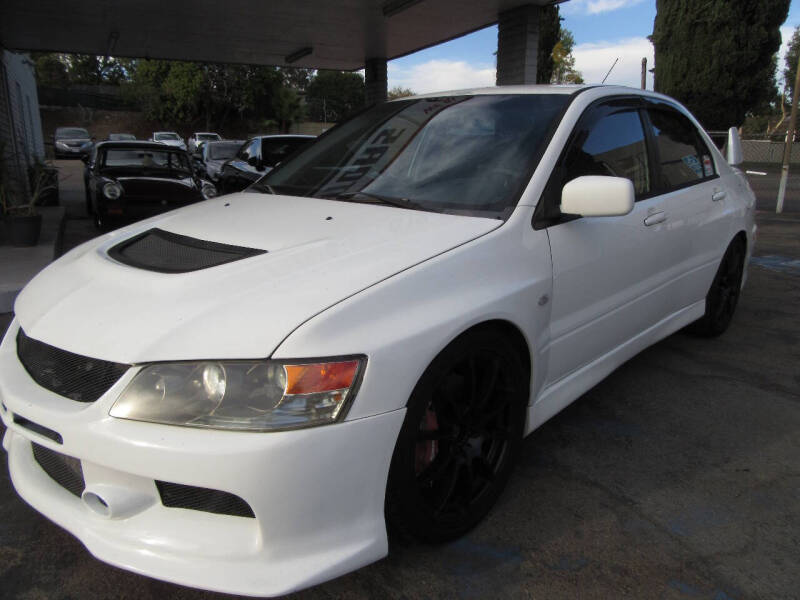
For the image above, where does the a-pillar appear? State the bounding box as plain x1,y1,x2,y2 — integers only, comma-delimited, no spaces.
496,4,541,85
364,57,388,105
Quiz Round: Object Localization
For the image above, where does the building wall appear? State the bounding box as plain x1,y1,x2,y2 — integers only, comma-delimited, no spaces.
1,48,45,202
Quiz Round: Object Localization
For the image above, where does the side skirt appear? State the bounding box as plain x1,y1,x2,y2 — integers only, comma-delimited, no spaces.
524,300,706,436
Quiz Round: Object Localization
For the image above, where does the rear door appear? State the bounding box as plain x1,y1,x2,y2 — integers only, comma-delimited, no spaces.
642,101,730,307
541,98,692,385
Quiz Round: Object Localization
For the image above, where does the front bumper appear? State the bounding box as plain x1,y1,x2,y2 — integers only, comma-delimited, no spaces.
0,319,404,596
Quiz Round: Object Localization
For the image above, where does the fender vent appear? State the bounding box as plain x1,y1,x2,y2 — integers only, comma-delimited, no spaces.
32,443,85,498
107,228,266,273
155,481,255,518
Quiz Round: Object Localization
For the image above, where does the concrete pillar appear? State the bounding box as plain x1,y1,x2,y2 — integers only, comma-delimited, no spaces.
364,57,388,106
496,4,541,86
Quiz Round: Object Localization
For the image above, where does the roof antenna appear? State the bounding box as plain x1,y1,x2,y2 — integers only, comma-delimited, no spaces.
601,57,619,84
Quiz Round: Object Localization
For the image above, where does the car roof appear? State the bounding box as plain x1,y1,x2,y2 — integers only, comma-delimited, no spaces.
96,140,187,151
153,131,180,135
206,139,244,144
256,134,316,140
194,132,220,136
398,84,675,101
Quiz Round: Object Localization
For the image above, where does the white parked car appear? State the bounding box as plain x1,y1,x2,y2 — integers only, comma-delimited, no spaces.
150,131,186,150
188,131,222,154
0,86,755,596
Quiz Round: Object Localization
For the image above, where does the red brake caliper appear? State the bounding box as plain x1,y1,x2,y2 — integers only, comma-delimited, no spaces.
415,406,439,475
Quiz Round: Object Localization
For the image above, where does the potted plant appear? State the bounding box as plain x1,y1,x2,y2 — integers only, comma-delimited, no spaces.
1,160,59,247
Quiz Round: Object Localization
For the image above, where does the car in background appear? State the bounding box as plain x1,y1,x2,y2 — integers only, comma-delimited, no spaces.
53,127,92,159
188,132,222,154
82,140,216,229
150,131,187,151
106,133,137,141
195,139,244,183
218,134,314,194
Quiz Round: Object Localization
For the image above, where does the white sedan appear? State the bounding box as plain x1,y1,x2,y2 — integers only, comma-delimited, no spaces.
150,131,187,151
0,85,755,596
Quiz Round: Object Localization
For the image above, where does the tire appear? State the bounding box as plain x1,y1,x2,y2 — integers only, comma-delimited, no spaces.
689,237,745,337
386,328,528,543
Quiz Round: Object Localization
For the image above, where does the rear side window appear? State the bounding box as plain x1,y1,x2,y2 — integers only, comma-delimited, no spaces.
562,107,650,197
646,106,716,191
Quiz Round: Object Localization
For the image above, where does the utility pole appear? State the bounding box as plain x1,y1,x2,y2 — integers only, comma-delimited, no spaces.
777,51,800,213
641,58,647,90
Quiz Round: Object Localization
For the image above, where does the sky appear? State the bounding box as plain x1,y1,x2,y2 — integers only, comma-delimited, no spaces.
387,0,800,93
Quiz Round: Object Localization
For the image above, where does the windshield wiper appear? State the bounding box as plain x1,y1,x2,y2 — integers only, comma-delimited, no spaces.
333,191,428,212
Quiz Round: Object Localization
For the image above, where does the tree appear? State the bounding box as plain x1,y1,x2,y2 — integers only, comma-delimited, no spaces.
551,30,584,84
784,26,800,100
537,5,561,84
306,71,365,122
388,86,414,99
651,0,790,130
33,54,69,88
272,86,305,132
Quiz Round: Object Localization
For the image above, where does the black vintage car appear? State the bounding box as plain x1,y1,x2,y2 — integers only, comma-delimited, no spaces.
218,134,315,194
83,141,217,229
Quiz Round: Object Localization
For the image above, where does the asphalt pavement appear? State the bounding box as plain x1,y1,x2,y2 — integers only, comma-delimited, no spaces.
0,161,798,599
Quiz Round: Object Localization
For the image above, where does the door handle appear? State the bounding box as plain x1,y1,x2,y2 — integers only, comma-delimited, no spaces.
644,211,667,226
712,190,727,202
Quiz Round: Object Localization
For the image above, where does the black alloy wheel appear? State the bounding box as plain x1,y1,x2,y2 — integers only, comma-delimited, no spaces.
386,328,528,543
690,237,745,337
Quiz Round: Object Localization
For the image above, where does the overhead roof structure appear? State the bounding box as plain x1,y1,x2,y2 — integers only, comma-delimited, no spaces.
1,0,563,70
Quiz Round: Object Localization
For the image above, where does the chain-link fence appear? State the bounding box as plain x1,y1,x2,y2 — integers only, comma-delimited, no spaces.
733,133,800,164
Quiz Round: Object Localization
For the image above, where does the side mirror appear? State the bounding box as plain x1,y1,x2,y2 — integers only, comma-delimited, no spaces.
561,175,635,217
80,154,90,164
247,156,259,167
726,126,743,166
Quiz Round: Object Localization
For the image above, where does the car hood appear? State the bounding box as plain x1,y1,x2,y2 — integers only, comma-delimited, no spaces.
15,193,501,364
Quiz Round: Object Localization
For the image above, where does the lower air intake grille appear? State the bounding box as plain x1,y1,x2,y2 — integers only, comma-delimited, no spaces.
17,328,129,403
155,481,255,518
32,443,85,498
107,228,267,273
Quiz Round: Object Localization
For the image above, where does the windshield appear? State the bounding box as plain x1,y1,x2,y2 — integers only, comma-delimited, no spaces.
252,95,569,218
109,133,136,141
198,133,221,141
155,133,180,141
56,128,89,139
101,148,192,175
208,142,243,160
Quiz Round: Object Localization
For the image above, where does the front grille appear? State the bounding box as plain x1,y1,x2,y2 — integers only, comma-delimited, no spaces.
16,328,129,403
32,443,85,497
107,228,267,273
155,481,255,518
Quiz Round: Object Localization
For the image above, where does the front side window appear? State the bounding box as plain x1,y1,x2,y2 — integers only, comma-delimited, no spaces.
252,94,570,218
646,105,716,191
562,106,650,197
208,142,243,161
238,139,259,162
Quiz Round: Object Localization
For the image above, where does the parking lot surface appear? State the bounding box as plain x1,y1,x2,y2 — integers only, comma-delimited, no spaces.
0,161,798,599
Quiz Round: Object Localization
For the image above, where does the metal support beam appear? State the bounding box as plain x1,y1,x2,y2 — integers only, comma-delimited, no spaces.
496,4,541,86
365,57,388,106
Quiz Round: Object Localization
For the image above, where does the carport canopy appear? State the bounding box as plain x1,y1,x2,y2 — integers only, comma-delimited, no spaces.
1,0,561,70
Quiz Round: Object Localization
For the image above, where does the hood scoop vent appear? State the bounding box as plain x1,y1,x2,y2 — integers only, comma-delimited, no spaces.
107,228,267,273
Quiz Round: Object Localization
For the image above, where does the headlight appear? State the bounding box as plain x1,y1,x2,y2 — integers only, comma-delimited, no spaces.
103,182,122,199
110,358,365,431
201,182,217,199
55,141,69,149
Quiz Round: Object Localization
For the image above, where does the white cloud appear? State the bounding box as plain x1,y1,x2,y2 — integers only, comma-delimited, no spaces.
573,37,654,89
563,0,644,16
388,59,495,94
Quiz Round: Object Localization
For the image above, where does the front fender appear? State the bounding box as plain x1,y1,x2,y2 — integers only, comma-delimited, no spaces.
272,219,554,421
